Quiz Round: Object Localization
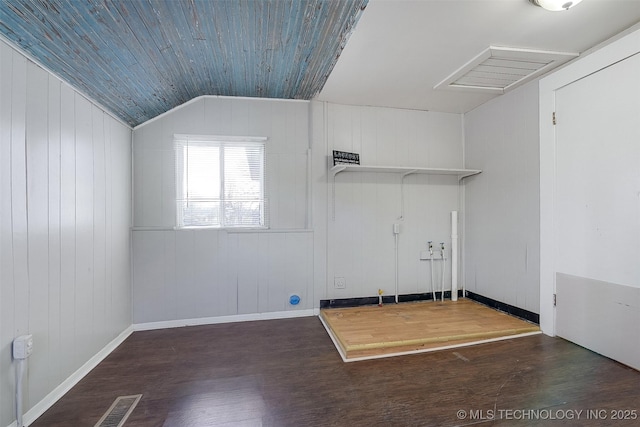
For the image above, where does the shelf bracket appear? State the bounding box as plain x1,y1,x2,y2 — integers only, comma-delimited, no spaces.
331,165,347,177
458,170,482,181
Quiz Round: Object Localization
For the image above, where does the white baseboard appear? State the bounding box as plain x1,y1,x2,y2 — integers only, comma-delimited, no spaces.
134,308,318,331
15,326,134,427
7,311,321,427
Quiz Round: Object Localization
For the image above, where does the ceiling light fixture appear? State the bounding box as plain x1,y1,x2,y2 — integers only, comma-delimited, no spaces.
529,0,584,11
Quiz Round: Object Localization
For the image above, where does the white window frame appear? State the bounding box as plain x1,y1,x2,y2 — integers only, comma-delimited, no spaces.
174,134,268,229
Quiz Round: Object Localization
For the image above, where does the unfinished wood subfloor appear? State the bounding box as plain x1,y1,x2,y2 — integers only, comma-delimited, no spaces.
320,299,540,360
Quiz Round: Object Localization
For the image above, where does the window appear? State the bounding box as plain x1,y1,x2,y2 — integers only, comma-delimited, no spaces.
175,135,266,228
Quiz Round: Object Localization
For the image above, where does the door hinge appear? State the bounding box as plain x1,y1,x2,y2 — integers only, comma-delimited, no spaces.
553,293,557,307
552,112,556,125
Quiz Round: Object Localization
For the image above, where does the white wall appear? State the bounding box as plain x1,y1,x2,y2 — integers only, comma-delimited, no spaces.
133,99,466,321
325,103,464,299
133,97,310,230
310,101,328,310
463,81,540,314
132,97,314,324
0,40,132,427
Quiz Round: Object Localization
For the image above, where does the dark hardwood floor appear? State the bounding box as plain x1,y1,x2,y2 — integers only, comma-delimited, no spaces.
32,317,640,426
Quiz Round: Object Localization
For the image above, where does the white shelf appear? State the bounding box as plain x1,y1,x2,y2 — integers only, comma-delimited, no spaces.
330,164,481,180
329,164,481,221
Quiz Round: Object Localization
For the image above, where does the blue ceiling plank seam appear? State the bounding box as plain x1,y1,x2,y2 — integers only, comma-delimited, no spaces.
0,0,369,127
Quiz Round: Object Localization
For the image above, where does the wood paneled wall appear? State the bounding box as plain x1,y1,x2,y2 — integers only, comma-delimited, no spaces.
464,81,540,315
133,98,466,322
133,230,313,323
132,97,314,324
0,40,132,427
133,97,309,229
326,103,464,299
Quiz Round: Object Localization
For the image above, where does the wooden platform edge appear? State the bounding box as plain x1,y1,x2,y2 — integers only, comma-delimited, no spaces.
318,310,353,355
343,331,543,363
319,309,543,363
318,313,348,362
346,326,541,351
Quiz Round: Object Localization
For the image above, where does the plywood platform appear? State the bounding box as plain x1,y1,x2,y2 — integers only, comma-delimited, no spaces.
320,299,540,361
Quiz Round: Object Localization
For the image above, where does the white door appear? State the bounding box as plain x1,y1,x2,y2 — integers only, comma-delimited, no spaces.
554,52,640,370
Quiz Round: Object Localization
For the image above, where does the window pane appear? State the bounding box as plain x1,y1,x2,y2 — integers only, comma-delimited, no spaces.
175,136,266,228
187,145,220,199
178,200,220,227
224,145,263,201
224,201,264,227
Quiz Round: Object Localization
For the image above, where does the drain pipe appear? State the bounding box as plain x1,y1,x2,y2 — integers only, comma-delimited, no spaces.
393,224,400,303
16,359,25,427
451,211,459,301
440,242,446,301
428,241,436,301
13,335,33,427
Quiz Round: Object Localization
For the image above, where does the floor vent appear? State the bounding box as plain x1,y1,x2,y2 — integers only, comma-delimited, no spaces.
94,394,142,427
434,45,578,94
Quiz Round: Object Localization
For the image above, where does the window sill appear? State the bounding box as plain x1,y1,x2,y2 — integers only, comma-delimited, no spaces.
131,226,313,234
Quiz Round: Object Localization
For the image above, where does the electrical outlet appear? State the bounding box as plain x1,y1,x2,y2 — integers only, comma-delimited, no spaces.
13,335,33,360
334,277,346,289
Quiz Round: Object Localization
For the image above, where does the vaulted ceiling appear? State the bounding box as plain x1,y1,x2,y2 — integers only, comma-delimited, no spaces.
0,0,367,126
1,0,639,128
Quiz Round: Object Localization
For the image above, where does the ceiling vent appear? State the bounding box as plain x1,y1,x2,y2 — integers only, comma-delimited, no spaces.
434,46,578,94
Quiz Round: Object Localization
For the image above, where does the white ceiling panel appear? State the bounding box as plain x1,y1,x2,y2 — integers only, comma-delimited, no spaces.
318,0,640,113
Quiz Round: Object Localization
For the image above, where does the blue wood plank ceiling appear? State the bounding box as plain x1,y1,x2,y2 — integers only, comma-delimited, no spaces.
0,0,368,126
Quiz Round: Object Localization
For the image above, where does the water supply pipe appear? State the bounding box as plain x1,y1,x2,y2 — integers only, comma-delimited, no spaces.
451,211,459,301
428,241,436,302
440,242,446,301
393,224,400,303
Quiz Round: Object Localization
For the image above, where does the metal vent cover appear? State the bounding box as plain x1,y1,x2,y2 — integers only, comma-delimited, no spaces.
94,394,142,427
434,46,578,94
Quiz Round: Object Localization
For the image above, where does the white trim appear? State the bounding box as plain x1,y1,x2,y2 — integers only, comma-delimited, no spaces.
133,309,318,331
174,134,268,143
134,95,310,130
174,136,267,229
8,311,324,427
15,326,134,427
225,228,313,234
539,27,640,337
130,227,313,233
